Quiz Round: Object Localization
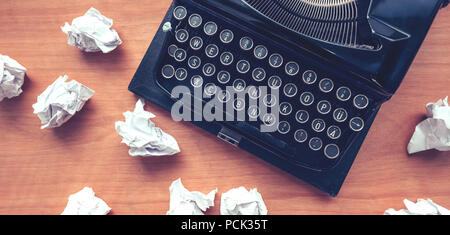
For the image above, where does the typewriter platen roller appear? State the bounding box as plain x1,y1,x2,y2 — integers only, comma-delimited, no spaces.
129,0,448,196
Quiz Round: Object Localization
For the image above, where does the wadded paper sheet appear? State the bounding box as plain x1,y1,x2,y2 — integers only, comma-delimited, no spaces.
115,99,180,157
0,54,27,102
32,75,94,129
61,187,111,215
407,97,450,154
61,7,122,53
167,178,217,215
384,198,450,215
220,187,268,215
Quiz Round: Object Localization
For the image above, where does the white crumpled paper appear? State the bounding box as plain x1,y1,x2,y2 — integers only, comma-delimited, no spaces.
220,187,268,215
407,97,450,154
115,99,180,157
0,54,27,102
61,7,122,53
61,187,111,215
162,22,172,32
384,198,450,215
166,178,217,215
32,75,94,129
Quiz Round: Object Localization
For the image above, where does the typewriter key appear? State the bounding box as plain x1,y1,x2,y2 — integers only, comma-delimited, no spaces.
233,79,246,92
217,70,231,84
269,53,283,68
278,121,290,134
174,48,187,62
202,63,216,77
240,37,254,51
188,14,202,28
252,68,266,82
236,60,251,74
311,119,326,133
349,117,364,132
175,29,189,43
295,110,309,124
188,56,201,69
233,98,245,111
175,68,188,81
324,144,340,159
262,113,276,126
205,44,219,58
220,29,234,44
285,62,299,76
327,126,341,140
217,90,231,103
248,105,260,119
220,52,234,66
247,86,261,99
353,94,369,109
319,78,334,93
190,75,203,88
254,45,268,59
279,102,292,116
268,76,282,89
263,94,277,107
294,129,308,143
173,6,187,20
168,44,178,57
190,37,203,50
309,137,323,151
300,92,314,106
283,83,297,97
161,65,175,79
317,100,332,114
336,86,352,101
333,108,348,122
204,83,217,96
302,70,317,84
204,22,218,36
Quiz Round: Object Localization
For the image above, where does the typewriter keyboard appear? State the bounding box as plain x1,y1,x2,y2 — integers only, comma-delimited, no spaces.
156,4,375,170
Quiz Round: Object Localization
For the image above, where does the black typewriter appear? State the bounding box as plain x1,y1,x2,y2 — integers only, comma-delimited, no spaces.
129,0,449,196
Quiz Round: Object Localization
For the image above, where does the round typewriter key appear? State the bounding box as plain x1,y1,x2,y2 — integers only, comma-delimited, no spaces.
233,98,245,111
319,78,334,93
279,102,292,116
248,105,260,119
168,44,178,57
175,68,188,81
285,62,300,76
262,113,276,126
283,83,298,97
336,86,352,101
333,108,348,123
311,118,326,133
217,90,231,103
174,48,187,62
188,14,202,28
161,65,175,79
204,21,218,36
188,56,201,69
324,144,340,159
175,29,189,43
278,121,290,134
247,86,261,99
309,137,323,151
263,94,277,107
173,6,187,20
190,36,203,50
294,129,308,143
295,110,309,124
300,92,314,106
220,29,234,44
317,100,332,115
217,70,231,84
236,60,251,74
233,79,246,92
327,125,341,140
204,83,217,96
190,75,203,88
269,53,283,68
302,70,317,85
350,117,364,132
252,68,266,82
254,45,268,60
240,37,254,51
353,94,369,109
205,44,219,58
220,52,234,66
202,63,216,77
268,76,282,89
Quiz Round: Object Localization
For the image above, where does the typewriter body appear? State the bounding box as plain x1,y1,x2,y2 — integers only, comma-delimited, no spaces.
129,0,448,196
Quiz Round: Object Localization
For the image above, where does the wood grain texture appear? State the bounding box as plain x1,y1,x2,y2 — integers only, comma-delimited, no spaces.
0,0,449,215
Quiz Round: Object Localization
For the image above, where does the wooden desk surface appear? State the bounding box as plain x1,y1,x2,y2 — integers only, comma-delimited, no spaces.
0,0,449,215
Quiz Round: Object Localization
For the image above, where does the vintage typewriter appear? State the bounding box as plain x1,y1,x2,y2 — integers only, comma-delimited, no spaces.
129,0,449,196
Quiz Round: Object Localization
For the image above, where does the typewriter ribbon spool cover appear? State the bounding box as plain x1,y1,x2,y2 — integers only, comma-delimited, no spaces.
128,0,448,196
